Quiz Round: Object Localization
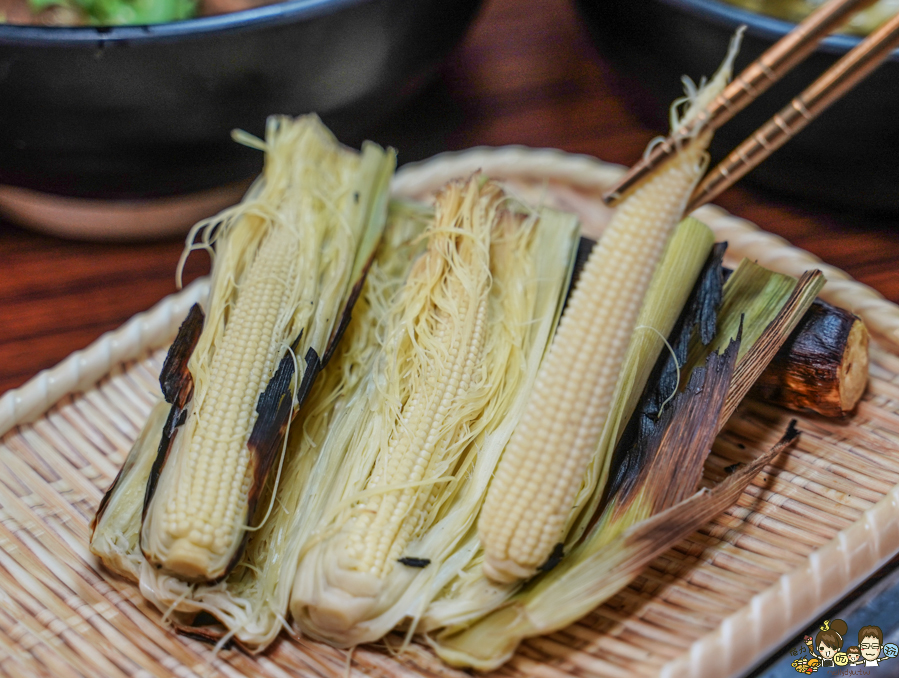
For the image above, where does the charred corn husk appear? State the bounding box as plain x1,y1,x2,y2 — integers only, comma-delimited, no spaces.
139,115,396,583
477,35,743,585
289,176,579,647
432,426,799,670
752,299,869,416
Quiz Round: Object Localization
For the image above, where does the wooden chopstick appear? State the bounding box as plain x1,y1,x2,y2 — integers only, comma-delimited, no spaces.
601,0,879,205
687,10,899,211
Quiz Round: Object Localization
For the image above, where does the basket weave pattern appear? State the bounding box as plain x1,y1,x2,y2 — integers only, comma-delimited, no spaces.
2,148,898,678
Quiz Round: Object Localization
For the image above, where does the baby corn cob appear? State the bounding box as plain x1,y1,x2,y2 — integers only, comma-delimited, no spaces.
158,229,289,576
290,177,579,646
90,202,429,650
292,178,496,639
421,215,716,634
478,35,742,585
140,115,395,582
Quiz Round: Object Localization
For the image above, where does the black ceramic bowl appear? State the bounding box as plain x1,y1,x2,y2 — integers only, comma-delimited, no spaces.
0,0,481,200
576,0,899,213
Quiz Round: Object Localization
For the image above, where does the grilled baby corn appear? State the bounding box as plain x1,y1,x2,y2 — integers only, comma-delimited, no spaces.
139,115,395,582
477,34,742,585
290,176,579,646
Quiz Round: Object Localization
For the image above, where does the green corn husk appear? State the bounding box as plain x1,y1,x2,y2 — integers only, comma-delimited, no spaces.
428,249,825,670
89,200,430,650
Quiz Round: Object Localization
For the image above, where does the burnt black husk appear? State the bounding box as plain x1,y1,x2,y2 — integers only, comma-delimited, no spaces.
159,304,205,407
537,543,566,572
140,304,205,522
246,344,320,509
398,557,431,568
599,242,727,513
564,236,599,309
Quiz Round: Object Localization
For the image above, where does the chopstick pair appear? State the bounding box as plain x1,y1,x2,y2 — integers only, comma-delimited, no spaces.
602,0,899,211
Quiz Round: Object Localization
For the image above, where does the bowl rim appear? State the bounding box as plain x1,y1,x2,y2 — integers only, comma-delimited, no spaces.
0,0,376,45
656,0,898,57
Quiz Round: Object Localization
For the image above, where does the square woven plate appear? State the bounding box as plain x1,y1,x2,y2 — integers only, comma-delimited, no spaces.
2,147,898,678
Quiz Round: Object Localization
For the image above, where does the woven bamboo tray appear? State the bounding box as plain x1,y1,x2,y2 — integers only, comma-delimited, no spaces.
2,147,899,678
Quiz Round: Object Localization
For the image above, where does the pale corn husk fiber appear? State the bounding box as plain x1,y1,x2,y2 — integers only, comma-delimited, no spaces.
2,148,899,678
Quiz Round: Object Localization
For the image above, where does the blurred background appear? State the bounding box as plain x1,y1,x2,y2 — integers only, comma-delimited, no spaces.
4,0,899,392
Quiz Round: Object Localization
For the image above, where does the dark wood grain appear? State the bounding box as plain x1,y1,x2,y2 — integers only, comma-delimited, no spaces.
2,0,898,397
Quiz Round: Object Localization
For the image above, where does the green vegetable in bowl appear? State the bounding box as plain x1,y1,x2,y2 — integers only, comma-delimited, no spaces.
28,0,195,24
721,0,899,35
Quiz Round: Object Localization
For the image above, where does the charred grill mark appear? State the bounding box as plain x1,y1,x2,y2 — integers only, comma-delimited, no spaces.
172,609,269,653
246,345,300,509
537,543,566,573
295,347,322,412
160,303,204,408
138,305,205,559
139,403,185,563
172,620,234,649
696,244,727,346
564,237,598,310
239,345,323,578
398,557,431,568
92,467,125,535
322,237,383,368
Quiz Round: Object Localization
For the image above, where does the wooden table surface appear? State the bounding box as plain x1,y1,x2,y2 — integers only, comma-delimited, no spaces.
1,0,898,675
